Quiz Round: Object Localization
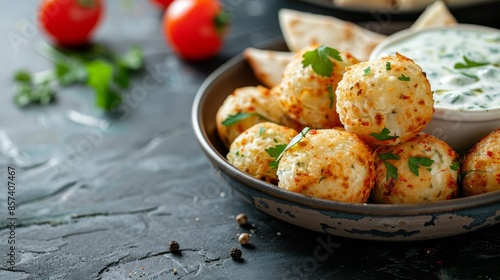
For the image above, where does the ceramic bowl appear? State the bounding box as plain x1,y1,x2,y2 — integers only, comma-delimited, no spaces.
191,41,500,241
370,24,500,151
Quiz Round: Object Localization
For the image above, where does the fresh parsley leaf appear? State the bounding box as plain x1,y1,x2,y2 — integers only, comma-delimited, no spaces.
370,127,399,141
55,60,88,85
85,60,121,111
363,66,371,76
266,127,310,169
378,152,400,180
454,55,489,69
265,144,287,159
14,43,145,111
222,112,253,126
302,45,342,77
14,79,56,107
408,157,435,176
397,74,410,81
450,161,460,171
386,62,391,70
328,84,334,109
378,152,400,161
14,70,32,83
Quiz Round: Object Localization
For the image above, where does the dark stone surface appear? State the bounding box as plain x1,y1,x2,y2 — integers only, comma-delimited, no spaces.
1,1,499,279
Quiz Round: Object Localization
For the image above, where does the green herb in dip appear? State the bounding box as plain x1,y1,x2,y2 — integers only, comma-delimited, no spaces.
377,27,500,111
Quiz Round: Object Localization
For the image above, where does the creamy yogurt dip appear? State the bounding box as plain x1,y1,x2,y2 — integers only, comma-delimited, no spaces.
374,27,500,111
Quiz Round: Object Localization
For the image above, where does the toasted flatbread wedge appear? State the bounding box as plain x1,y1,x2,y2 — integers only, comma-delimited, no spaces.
410,0,458,30
398,0,436,11
278,9,386,61
333,0,396,10
243,48,293,88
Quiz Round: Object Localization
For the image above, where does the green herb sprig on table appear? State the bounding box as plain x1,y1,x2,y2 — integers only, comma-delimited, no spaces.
13,43,144,111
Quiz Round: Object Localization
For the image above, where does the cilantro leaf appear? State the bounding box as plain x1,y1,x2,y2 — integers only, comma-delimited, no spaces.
302,45,342,77
328,84,334,109
378,152,400,180
266,127,310,169
386,62,391,70
454,55,489,69
370,127,399,141
397,74,410,81
85,60,121,111
450,161,459,171
408,157,435,176
363,66,371,76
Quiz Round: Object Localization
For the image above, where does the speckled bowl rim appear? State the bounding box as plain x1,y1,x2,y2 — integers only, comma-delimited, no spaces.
192,38,500,217
370,24,500,120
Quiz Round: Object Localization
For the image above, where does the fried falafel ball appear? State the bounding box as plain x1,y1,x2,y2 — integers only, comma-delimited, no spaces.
227,122,299,185
371,133,460,204
279,44,360,129
461,128,500,196
216,85,300,148
277,128,376,203
336,53,434,147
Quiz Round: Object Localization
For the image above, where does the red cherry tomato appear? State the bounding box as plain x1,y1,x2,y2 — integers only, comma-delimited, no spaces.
149,0,174,9
38,0,104,47
163,0,230,60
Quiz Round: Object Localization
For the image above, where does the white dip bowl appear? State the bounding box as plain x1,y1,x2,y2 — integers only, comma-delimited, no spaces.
370,24,500,151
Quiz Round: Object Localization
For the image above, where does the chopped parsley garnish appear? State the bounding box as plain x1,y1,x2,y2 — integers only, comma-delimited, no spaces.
378,152,400,180
363,66,371,76
265,144,287,169
397,74,410,81
408,157,434,176
386,62,391,70
221,112,268,126
450,161,459,171
266,127,311,169
370,127,399,141
328,84,334,109
454,55,489,69
302,45,342,77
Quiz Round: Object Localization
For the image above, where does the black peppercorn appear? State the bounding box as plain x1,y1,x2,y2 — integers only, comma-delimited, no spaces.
169,240,180,252
230,247,242,260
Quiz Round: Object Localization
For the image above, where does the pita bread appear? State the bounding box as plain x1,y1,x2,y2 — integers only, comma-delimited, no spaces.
410,0,458,30
278,9,386,61
243,48,293,88
333,0,396,10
